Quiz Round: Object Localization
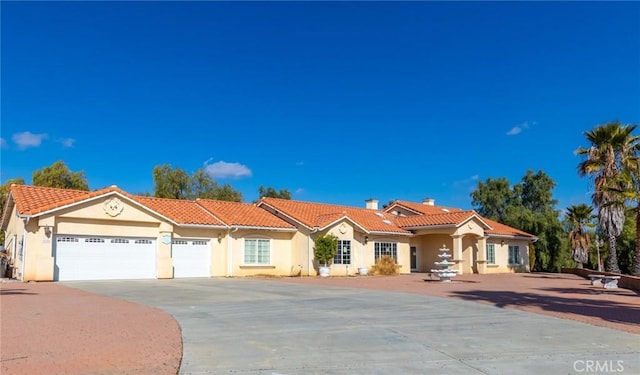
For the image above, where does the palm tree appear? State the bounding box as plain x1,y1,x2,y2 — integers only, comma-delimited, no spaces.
566,204,595,267
576,121,640,274
604,165,640,276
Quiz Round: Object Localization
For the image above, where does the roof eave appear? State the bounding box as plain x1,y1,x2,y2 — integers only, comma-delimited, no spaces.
231,225,297,232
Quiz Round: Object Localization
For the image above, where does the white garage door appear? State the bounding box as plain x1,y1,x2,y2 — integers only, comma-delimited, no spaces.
54,236,156,281
172,239,211,278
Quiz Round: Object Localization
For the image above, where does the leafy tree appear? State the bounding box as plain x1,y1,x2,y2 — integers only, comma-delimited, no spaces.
576,121,640,273
189,169,220,200
565,204,595,267
152,165,242,202
213,184,243,202
153,164,190,199
32,161,89,190
470,177,518,223
257,186,291,200
471,170,569,272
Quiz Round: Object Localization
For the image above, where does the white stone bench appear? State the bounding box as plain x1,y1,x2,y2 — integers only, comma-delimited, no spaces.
588,274,621,289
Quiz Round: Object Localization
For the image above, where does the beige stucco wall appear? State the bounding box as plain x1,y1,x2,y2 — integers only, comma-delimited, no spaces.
483,239,531,273
227,229,295,277
364,234,411,275
289,229,314,277
2,204,25,279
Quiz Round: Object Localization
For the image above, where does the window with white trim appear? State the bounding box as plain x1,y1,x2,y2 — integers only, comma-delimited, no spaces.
374,242,397,262
244,239,270,265
172,239,188,245
334,240,351,264
85,238,105,243
192,240,208,246
486,243,495,264
111,238,129,244
508,245,520,265
135,239,152,245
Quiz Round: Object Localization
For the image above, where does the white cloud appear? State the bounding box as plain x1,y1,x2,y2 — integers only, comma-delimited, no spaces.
0,138,6,149
58,138,76,148
204,160,252,179
12,131,48,149
295,188,305,195
506,121,536,136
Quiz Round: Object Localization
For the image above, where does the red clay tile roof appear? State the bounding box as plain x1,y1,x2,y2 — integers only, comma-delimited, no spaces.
133,196,227,226
196,199,295,229
393,211,481,228
387,200,464,215
259,198,412,234
483,217,536,238
388,200,536,238
8,184,128,216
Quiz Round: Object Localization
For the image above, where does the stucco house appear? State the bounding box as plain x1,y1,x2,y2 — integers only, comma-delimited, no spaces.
1,184,536,281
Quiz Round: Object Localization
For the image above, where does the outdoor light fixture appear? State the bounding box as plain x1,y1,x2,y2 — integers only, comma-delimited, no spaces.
44,225,53,238
364,236,369,245
500,240,505,246
217,232,223,243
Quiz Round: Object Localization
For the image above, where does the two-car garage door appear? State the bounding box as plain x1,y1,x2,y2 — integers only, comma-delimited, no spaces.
54,235,157,281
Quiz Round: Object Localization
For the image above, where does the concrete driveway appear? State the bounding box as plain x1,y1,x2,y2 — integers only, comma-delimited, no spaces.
65,278,639,375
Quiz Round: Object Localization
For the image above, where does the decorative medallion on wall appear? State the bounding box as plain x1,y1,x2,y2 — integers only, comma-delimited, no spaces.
162,234,172,245
339,222,347,234
103,197,124,217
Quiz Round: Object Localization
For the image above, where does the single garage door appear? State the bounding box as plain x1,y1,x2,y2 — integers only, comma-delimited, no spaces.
54,235,156,281
172,239,211,278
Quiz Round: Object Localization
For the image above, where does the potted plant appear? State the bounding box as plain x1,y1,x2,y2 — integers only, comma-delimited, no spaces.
314,234,338,277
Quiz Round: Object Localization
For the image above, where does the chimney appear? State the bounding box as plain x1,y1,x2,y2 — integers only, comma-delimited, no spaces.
422,198,435,206
365,199,379,210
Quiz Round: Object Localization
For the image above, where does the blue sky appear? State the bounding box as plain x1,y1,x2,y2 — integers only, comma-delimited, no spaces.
2,1,639,211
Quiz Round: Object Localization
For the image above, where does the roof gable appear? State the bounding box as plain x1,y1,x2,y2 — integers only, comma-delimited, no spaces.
259,198,411,234
387,200,536,239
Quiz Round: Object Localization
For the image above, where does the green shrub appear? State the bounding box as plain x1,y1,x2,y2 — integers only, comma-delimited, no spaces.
314,234,338,266
370,255,398,276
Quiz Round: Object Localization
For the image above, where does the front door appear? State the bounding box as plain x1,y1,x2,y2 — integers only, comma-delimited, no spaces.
410,246,417,272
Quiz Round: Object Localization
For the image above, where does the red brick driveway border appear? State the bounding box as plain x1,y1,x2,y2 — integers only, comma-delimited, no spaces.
0,282,182,375
273,272,640,335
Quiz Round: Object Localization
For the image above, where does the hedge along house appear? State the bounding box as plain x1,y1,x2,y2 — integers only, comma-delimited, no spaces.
384,199,537,274
0,184,295,281
257,197,414,276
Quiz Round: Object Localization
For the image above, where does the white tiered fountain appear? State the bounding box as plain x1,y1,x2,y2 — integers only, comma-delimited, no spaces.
431,245,458,282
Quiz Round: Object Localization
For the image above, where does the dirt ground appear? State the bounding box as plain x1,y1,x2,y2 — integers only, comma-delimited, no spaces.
0,282,182,375
273,272,640,335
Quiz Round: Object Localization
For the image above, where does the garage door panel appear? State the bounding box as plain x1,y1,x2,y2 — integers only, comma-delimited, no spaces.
172,240,211,278
54,235,156,281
